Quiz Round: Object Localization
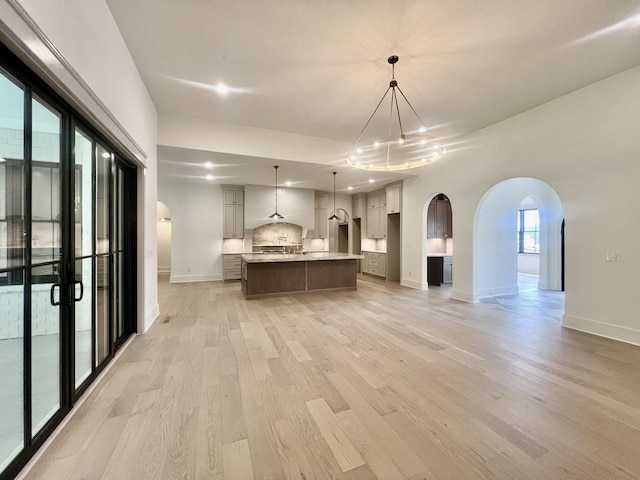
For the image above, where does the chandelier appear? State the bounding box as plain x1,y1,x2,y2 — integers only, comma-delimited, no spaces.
346,55,446,171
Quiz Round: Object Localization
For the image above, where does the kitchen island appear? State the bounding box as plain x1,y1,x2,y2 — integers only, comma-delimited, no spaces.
241,252,363,299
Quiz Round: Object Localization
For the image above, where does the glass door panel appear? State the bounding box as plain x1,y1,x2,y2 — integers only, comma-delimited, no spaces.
73,129,93,389
0,68,26,471
96,255,110,365
74,258,92,388
0,274,24,472
96,145,110,255
30,264,61,435
95,144,111,366
30,96,62,436
31,98,61,266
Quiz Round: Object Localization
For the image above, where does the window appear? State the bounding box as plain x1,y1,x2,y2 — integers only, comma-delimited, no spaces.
517,209,539,253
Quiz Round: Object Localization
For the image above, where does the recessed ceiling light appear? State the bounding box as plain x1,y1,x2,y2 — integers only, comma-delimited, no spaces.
215,83,229,96
369,179,374,183
285,181,292,186
206,174,214,181
205,161,213,169
348,186,353,191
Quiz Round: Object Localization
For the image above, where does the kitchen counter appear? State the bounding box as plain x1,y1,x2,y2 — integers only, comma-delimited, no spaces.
241,252,362,299
242,252,362,263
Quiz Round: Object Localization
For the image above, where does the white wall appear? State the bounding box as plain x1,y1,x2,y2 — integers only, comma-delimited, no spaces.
157,202,171,273
245,184,314,230
0,0,160,331
518,254,539,275
402,65,640,346
158,177,223,283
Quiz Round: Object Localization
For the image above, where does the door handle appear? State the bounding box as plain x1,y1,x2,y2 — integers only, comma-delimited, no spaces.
74,280,84,302
50,283,61,306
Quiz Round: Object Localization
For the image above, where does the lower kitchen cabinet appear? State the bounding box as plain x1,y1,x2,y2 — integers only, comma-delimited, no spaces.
362,251,386,278
223,254,242,280
427,255,453,286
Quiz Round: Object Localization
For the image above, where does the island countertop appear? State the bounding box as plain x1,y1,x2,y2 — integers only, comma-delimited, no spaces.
241,252,363,263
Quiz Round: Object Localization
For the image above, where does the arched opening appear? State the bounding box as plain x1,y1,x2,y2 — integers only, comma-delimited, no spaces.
157,201,172,274
473,178,564,320
421,193,454,293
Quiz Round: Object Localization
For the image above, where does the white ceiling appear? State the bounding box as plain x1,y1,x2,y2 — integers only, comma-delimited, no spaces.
106,0,640,192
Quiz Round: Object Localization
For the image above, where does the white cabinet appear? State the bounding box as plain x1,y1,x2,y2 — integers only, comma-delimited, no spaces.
223,254,242,280
367,191,387,239
352,194,367,219
314,193,328,238
386,184,401,214
315,194,328,209
223,189,244,205
362,251,370,274
223,186,244,239
362,251,386,278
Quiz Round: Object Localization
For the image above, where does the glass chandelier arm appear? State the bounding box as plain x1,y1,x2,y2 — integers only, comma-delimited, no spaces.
354,86,391,145
395,85,430,135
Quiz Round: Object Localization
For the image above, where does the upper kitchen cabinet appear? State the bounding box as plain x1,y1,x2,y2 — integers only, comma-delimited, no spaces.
427,194,452,238
352,193,367,219
386,183,402,214
223,188,244,205
367,190,387,238
223,185,244,239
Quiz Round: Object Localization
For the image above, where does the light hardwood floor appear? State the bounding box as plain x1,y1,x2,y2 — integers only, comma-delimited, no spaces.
22,275,640,479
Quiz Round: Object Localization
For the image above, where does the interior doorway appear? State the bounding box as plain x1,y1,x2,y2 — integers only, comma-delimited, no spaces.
338,223,348,253
473,177,565,320
157,202,172,274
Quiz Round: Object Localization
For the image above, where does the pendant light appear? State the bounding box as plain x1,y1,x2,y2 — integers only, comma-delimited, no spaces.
328,171,339,220
268,165,284,220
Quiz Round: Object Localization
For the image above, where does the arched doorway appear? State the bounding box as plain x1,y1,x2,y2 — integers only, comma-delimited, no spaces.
421,192,454,291
473,178,564,319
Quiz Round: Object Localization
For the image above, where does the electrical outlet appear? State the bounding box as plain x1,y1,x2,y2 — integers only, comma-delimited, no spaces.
605,251,621,262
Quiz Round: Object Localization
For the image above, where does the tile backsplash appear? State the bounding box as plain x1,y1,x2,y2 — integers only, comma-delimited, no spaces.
252,222,303,245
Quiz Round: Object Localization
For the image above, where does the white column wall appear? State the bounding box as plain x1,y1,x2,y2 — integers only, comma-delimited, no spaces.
402,65,640,345
158,177,223,283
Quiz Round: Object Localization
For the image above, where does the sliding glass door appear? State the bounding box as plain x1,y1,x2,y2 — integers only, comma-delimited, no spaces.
0,45,138,479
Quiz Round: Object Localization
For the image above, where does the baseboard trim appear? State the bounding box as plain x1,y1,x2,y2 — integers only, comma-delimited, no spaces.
563,314,640,347
476,285,519,299
144,304,160,333
400,278,427,290
450,289,476,303
169,273,222,283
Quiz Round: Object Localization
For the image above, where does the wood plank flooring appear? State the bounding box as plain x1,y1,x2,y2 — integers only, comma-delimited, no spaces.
21,274,640,479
